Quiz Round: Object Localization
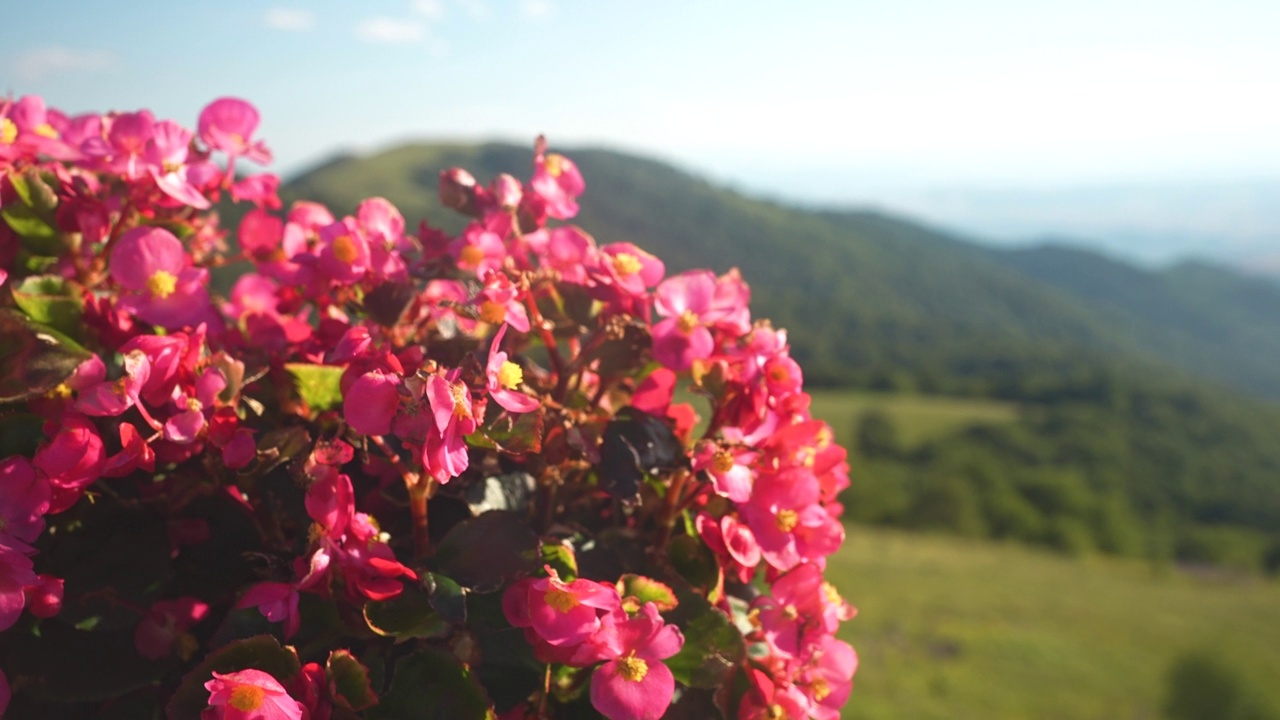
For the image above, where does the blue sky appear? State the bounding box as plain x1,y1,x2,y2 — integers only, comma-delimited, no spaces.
5,1,1280,264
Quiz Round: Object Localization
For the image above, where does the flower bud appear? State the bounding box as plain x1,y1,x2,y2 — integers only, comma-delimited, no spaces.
439,167,478,214
24,575,64,618
490,173,523,210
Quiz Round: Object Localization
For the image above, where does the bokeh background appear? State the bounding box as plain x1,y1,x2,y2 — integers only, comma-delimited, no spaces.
6,1,1280,717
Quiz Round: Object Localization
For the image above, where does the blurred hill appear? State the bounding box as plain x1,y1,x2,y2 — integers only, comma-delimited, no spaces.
279,142,1280,569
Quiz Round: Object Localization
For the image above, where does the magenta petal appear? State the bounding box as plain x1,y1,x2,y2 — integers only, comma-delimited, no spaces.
109,226,185,290
151,167,211,209
493,388,540,413
164,408,206,443
344,371,400,436
590,657,675,720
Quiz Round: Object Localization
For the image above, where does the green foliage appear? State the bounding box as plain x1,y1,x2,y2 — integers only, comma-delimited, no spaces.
1164,648,1278,720
284,362,345,412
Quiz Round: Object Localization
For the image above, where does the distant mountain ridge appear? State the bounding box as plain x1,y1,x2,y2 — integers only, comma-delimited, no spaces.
280,142,1280,401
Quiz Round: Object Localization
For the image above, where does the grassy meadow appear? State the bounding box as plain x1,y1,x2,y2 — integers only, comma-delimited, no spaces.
806,390,1020,450
826,526,1280,720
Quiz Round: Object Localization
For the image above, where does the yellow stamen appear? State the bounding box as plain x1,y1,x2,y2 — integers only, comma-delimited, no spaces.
228,684,266,711
767,364,790,384
459,244,485,267
782,604,799,621
34,123,58,139
816,427,833,450
479,299,507,325
775,509,799,533
766,704,788,720
617,655,648,682
544,586,580,614
712,449,735,474
611,252,642,277
822,582,842,605
497,361,523,390
810,678,832,702
747,607,762,630
162,160,183,174
448,382,472,420
45,383,73,400
147,270,178,299
544,153,565,177
0,118,17,144
677,310,699,334
186,397,203,413
331,235,359,264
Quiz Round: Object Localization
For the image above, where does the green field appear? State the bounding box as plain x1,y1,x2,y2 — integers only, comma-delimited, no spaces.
806,391,1019,450
827,526,1280,719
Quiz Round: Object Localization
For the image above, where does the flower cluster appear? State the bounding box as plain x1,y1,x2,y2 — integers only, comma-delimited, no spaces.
0,94,856,719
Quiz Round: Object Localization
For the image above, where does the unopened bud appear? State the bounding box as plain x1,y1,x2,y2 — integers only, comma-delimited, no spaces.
439,168,478,214
490,173,523,210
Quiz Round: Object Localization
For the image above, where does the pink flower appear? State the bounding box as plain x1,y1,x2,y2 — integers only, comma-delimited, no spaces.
238,582,301,639
33,414,105,513
316,219,370,284
134,596,209,660
505,569,621,648
530,139,585,220
0,457,50,551
474,271,530,333
486,325,539,413
692,440,756,503
109,226,211,329
799,635,858,720
230,173,282,209
421,374,477,484
0,547,37,631
305,466,354,540
198,98,271,165
147,120,212,209
594,242,665,299
343,370,401,436
449,221,507,277
23,574,64,618
586,603,685,720
204,668,304,720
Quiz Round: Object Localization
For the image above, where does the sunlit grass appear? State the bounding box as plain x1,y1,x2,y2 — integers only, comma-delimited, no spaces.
807,391,1019,450
826,526,1280,719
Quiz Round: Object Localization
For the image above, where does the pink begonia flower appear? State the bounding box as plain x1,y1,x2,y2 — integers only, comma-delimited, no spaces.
474,270,530,333
630,368,676,417
530,140,585,220
74,349,153,419
122,330,200,407
585,603,685,720
80,109,155,179
595,242,665,299
344,370,401,436
109,226,211,329
530,225,596,283
316,219,371,284
0,547,37,631
421,374,477,484
692,440,756,503
486,325,539,413
305,466,354,540
102,422,157,478
503,568,621,648
752,563,831,659
204,668,304,720
800,635,858,720
449,221,507,277
146,119,211,209
740,467,843,572
238,208,284,258
696,513,761,584
134,596,209,660
737,667,810,720
0,456,50,551
198,97,272,165
222,430,257,470
33,414,106,513
238,582,301,639
23,574,64,618
230,173,282,209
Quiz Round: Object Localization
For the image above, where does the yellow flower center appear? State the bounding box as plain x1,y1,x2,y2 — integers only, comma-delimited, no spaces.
229,132,246,148
544,586,580,614
822,581,843,605
45,382,73,400
186,397,203,412
767,364,791,384
147,270,178,299
34,123,59,139
766,704,788,720
228,684,266,711
782,604,799,621
459,244,485,267
163,160,183,174
544,153,565,178
712,449,735,474
497,361,523,390
448,381,472,420
775,508,799,533
816,426,833,450
611,252,642,277
810,677,832,702
479,300,507,325
332,234,359,264
618,654,649,682
0,118,17,144
677,310,699,334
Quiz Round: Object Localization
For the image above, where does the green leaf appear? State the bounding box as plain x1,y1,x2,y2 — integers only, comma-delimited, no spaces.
165,635,302,720
424,572,468,626
435,510,539,591
2,202,57,240
617,573,678,612
663,583,746,689
327,649,379,712
7,168,36,206
367,649,492,720
541,542,578,581
668,533,721,592
364,585,451,641
11,274,83,337
254,425,312,475
285,362,345,412
0,309,91,403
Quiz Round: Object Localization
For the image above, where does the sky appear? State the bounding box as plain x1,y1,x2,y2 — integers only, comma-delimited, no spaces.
5,0,1280,265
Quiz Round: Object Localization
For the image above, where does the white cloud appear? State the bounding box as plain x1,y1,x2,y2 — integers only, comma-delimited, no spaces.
14,46,116,83
356,16,425,44
517,0,552,18
454,0,492,21
264,8,316,32
412,0,447,20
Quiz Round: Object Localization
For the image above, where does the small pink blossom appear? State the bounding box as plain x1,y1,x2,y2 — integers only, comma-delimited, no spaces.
198,98,272,165
109,226,211,329
530,139,585,220
486,325,539,413
134,596,209,660
344,370,401,436
586,603,685,720
204,668,304,720
421,374,477,484
0,456,50,551
238,582,302,639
